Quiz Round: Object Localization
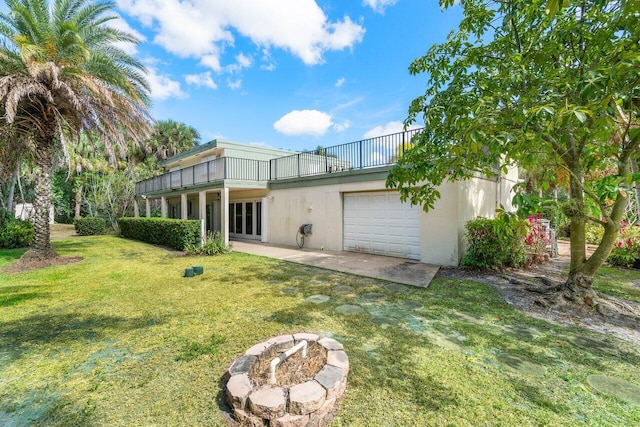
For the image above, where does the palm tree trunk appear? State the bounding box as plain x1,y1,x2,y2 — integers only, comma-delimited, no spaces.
23,145,57,260
74,182,83,219
6,161,19,215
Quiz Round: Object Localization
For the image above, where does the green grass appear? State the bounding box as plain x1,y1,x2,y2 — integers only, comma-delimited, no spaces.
1,236,639,426
594,265,640,302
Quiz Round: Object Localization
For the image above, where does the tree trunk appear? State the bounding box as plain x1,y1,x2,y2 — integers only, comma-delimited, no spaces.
560,155,628,309
7,161,19,215
630,157,640,224
74,182,82,219
563,271,598,306
22,145,57,260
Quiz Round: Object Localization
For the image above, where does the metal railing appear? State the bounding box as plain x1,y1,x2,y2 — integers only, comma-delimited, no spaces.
135,127,425,194
135,157,270,195
269,127,424,180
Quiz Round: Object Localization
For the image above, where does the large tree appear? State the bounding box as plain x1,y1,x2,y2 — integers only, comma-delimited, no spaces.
0,0,152,260
147,119,200,163
387,0,639,311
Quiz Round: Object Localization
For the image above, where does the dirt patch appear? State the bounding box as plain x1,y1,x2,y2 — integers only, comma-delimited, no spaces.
2,255,83,274
436,244,640,346
250,342,327,387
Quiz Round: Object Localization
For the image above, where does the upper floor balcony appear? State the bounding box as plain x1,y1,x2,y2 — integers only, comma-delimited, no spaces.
135,127,425,196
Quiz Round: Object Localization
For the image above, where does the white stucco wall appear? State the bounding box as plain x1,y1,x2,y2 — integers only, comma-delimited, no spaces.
267,179,461,266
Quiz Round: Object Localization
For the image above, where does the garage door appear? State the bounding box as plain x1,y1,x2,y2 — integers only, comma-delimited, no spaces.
343,192,421,260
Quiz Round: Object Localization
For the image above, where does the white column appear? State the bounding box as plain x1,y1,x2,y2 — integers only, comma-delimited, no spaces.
133,199,140,217
220,188,229,246
261,196,268,243
199,190,207,240
181,193,188,219
161,196,167,218
145,199,151,218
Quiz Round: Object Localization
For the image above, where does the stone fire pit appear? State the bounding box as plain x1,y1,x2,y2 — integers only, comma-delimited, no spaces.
224,333,348,426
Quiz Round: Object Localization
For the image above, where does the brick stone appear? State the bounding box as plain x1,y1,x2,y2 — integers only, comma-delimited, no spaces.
312,397,337,426
318,337,343,351
233,409,266,426
226,373,252,410
289,380,326,415
245,341,272,357
293,332,320,344
229,355,257,376
315,365,346,400
327,350,349,371
268,335,295,352
270,413,310,427
248,386,286,420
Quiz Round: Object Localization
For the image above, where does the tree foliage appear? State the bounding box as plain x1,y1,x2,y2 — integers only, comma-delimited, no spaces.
0,0,152,259
387,0,639,307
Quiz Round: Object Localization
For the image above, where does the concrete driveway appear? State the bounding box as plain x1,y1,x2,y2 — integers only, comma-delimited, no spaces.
231,240,439,288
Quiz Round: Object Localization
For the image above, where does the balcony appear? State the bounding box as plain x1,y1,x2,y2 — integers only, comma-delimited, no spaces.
135,157,270,195
135,127,424,196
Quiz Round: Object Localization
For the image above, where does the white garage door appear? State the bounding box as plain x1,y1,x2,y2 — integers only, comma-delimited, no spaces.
343,192,421,260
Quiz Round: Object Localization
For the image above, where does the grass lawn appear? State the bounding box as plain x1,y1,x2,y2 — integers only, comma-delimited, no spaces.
594,265,640,302
1,236,639,426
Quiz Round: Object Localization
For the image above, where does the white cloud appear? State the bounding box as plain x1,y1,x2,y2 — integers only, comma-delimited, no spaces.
260,48,277,71
185,72,217,89
108,14,146,55
363,0,398,14
227,78,243,90
273,110,333,137
335,77,345,87
333,120,351,132
227,53,253,73
117,0,365,70
363,121,420,139
145,67,186,100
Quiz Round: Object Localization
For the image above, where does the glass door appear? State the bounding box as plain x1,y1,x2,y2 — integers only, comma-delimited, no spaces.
229,199,262,240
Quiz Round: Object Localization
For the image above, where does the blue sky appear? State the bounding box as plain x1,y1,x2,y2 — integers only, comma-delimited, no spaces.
112,0,463,151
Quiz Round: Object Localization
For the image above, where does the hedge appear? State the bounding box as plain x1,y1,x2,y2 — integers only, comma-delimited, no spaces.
118,217,201,251
461,216,528,269
0,213,34,248
74,217,107,236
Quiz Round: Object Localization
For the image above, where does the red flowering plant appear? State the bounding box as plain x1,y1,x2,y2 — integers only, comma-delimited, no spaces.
607,223,640,268
525,214,551,265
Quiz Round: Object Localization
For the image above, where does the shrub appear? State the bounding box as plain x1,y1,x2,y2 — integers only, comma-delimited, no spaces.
584,222,604,245
0,213,34,248
525,215,551,264
74,217,107,236
118,217,201,251
461,214,528,269
184,231,231,256
607,225,640,268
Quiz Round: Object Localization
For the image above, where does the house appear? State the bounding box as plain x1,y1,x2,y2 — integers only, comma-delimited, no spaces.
134,129,518,266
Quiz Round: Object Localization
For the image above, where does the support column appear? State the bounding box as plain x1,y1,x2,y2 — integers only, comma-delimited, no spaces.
133,199,140,217
199,190,207,240
220,188,229,246
181,193,188,219
261,196,268,243
161,196,167,218
145,199,151,218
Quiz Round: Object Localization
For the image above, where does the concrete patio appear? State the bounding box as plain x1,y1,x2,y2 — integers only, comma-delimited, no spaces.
231,240,440,288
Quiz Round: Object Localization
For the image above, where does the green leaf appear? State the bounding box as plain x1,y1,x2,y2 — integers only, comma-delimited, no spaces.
574,110,587,123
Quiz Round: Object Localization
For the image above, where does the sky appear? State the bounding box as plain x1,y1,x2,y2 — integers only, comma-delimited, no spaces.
110,0,464,151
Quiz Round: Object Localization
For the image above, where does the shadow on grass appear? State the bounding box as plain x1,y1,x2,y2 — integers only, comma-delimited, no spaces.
0,311,165,364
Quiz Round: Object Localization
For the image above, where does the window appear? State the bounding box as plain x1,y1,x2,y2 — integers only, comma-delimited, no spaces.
246,202,253,235
235,203,243,234
229,203,235,233
256,202,262,236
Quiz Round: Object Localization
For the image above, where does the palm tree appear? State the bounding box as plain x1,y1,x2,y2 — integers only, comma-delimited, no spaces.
0,0,152,260
149,120,200,162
